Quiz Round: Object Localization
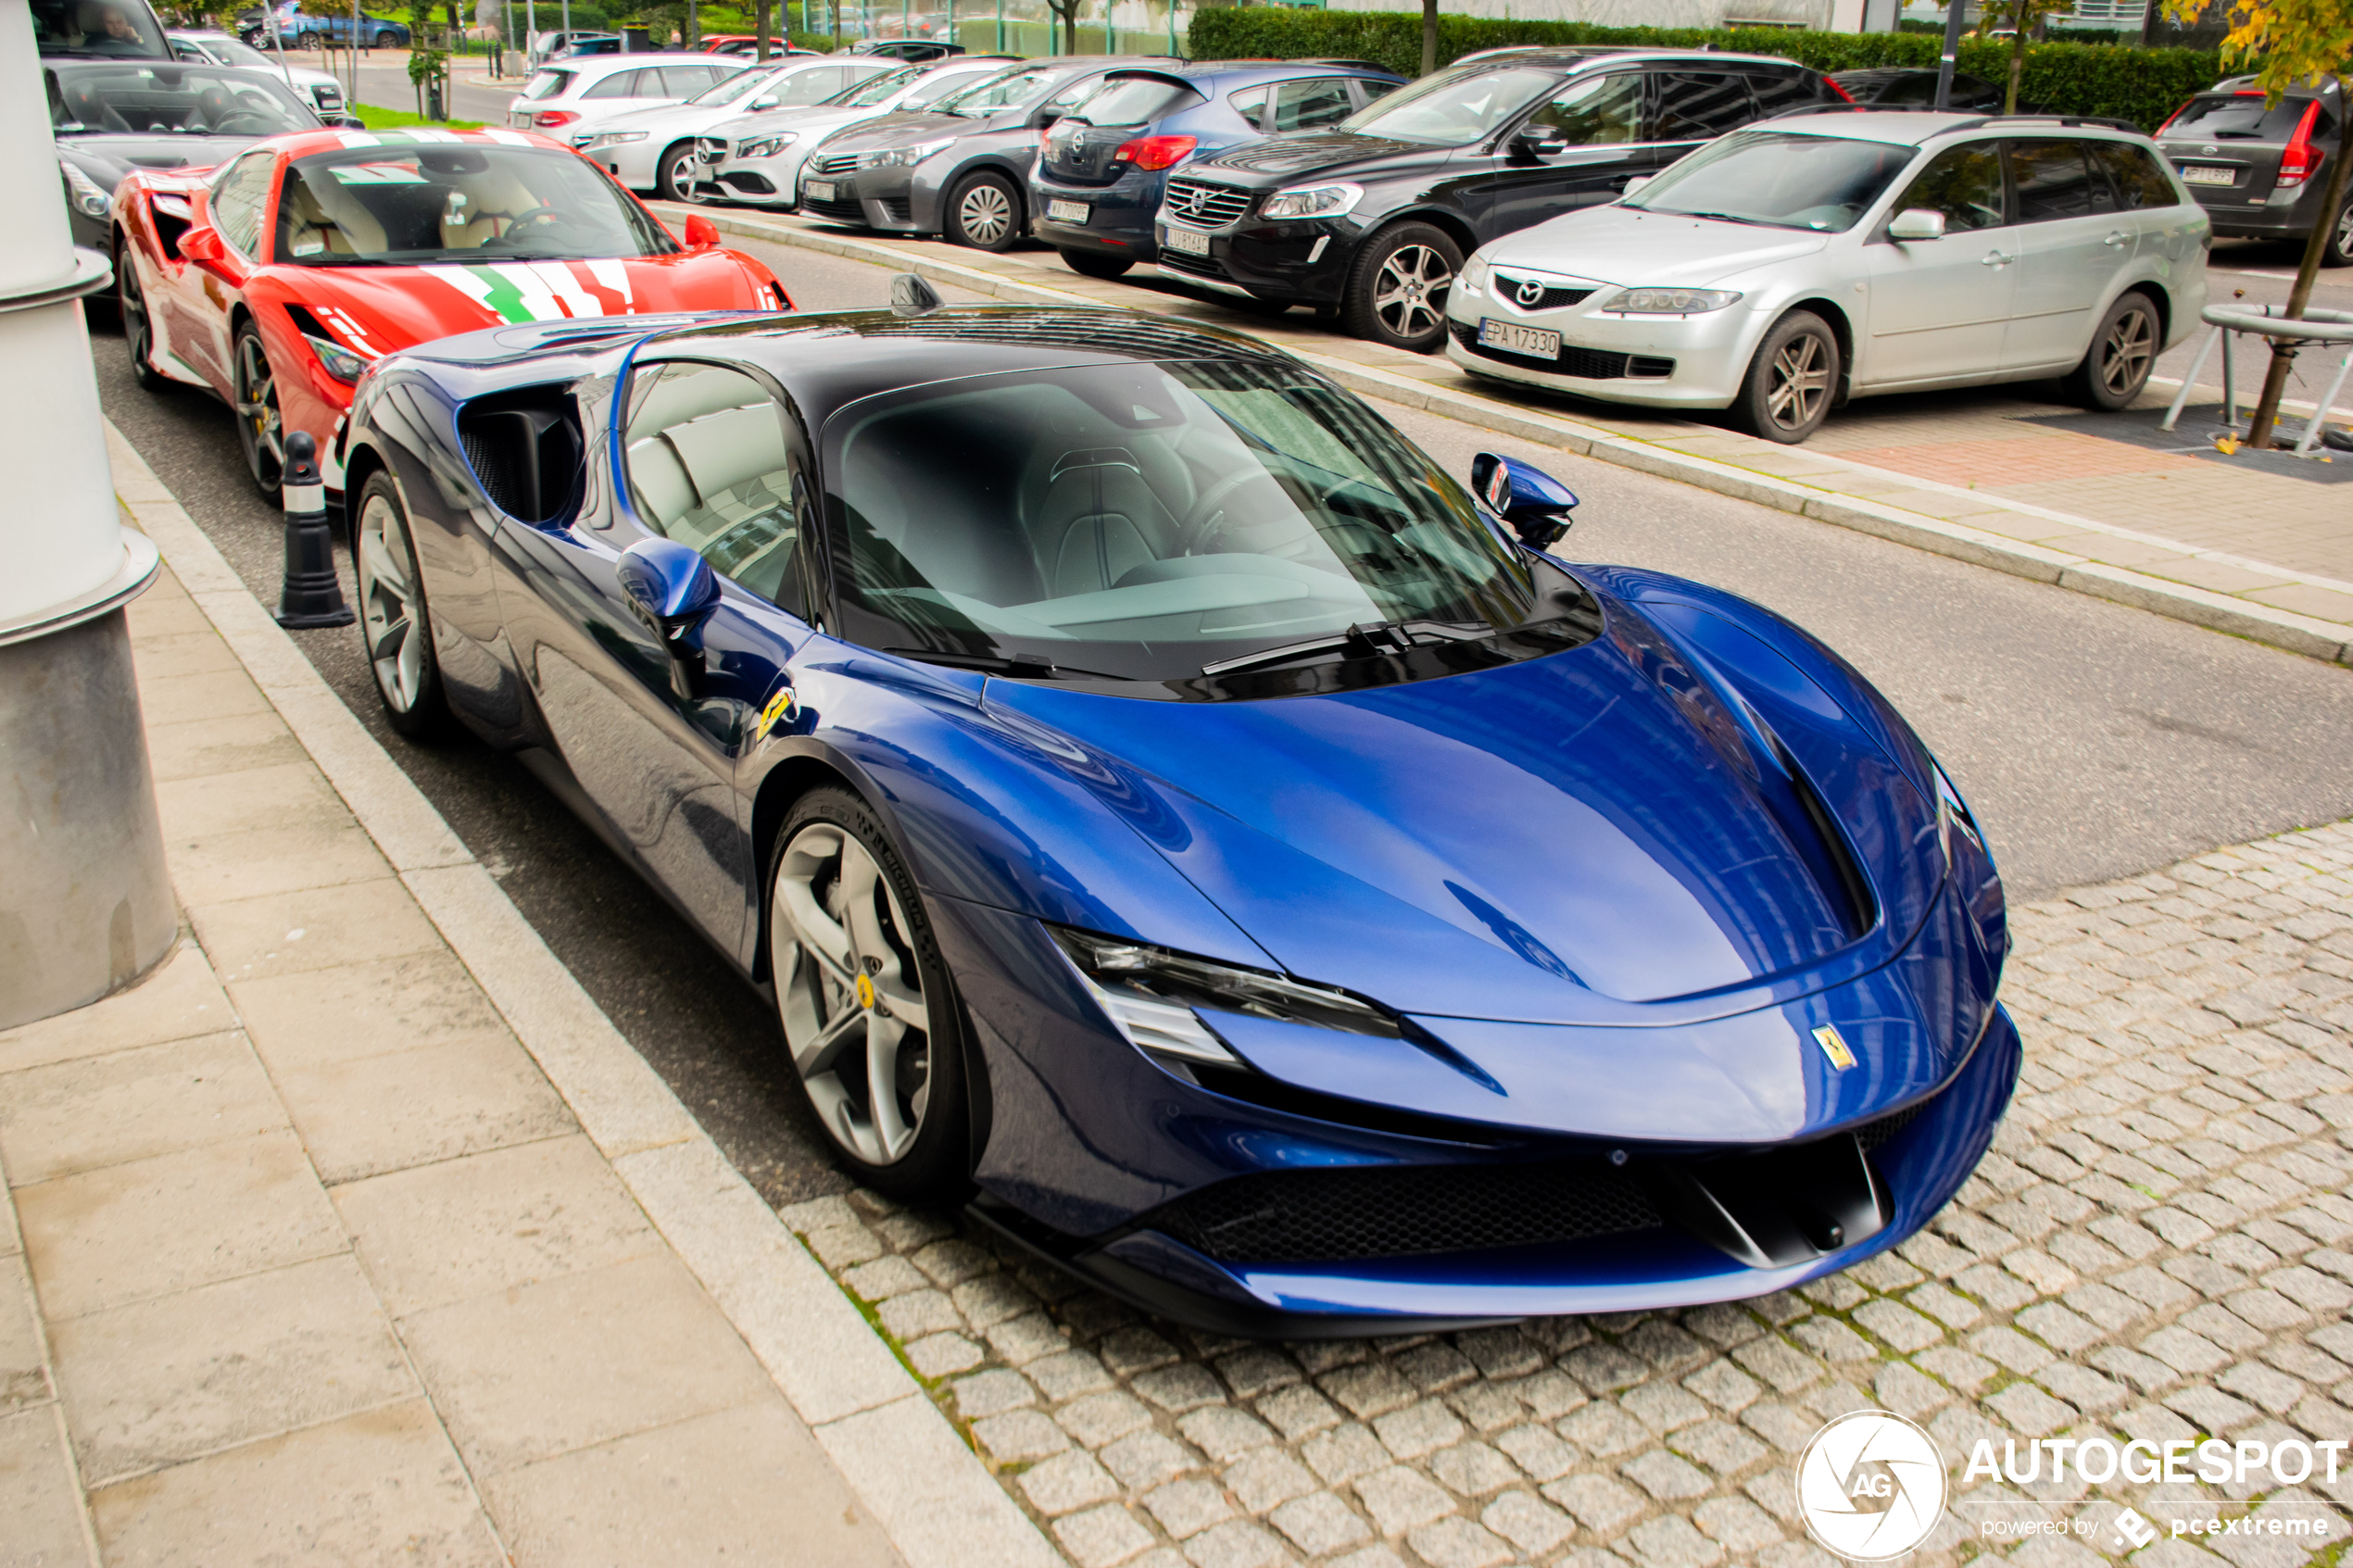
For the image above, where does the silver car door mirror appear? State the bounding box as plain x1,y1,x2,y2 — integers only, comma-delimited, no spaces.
1620,174,1652,196
1888,207,1947,241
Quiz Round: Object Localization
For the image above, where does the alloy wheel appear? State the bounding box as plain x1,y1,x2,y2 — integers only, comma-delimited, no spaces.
233,332,283,487
1766,332,1831,432
772,823,932,1166
2099,305,2156,398
957,182,1013,247
1371,244,1451,342
668,147,706,203
356,493,426,714
2337,203,2353,259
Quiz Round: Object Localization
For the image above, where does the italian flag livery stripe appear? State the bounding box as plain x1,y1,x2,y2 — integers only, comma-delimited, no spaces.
422,261,641,324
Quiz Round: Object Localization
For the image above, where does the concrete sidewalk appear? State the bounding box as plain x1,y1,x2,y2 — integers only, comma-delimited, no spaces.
0,443,1063,1566
669,204,2353,668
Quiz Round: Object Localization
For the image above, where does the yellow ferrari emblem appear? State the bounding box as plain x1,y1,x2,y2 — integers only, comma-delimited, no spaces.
758,684,798,737
1812,1024,1856,1071
854,972,875,1010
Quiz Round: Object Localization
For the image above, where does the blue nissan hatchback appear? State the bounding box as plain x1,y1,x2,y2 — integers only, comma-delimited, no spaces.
1030,59,1403,278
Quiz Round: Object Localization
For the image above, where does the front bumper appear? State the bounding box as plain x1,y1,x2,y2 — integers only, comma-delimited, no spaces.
800,164,927,232
1152,211,1361,305
1031,168,1164,260
1441,283,1760,411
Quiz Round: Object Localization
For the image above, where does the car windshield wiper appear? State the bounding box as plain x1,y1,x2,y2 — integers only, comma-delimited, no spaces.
1656,208,1798,229
883,647,1125,681
1200,620,1489,678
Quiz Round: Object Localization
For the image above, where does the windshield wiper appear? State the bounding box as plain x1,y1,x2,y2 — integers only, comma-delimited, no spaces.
883,647,1123,681
1200,620,1487,678
1658,208,1794,229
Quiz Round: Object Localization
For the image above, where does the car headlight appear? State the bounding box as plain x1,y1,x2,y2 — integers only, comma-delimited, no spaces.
1459,254,1491,296
61,160,112,220
862,135,955,169
738,132,799,159
302,332,367,384
1258,182,1362,221
591,130,649,147
1607,287,1743,315
1049,925,1400,1075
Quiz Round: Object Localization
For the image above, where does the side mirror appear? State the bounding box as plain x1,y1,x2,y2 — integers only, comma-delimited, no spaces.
750,95,779,110
1513,125,1568,159
1619,174,1652,197
1888,207,1946,242
1470,452,1579,551
682,213,722,249
617,537,720,701
1028,107,1064,131
323,113,368,129
178,223,224,264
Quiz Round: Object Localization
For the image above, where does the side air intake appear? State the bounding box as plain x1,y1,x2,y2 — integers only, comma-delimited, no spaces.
457,384,582,525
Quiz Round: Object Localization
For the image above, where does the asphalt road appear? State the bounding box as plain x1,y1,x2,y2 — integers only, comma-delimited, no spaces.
89,243,2353,1208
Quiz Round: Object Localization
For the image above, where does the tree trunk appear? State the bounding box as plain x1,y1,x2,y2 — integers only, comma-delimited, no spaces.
1063,1,1076,56
1421,0,1438,76
755,0,770,59
2247,72,2353,450
2005,28,2024,112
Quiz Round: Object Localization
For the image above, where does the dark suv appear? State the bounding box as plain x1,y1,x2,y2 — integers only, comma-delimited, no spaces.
2158,76,2350,266
1152,47,1843,350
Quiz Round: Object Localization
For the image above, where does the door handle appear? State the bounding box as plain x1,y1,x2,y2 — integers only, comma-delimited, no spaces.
1981,250,2014,267
2103,230,2129,247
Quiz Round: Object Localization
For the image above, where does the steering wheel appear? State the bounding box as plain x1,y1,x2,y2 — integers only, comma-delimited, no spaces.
211,111,276,133
497,206,576,241
1179,468,1350,553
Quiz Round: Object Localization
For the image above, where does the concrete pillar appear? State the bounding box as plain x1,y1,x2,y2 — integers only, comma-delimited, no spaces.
0,0,173,1028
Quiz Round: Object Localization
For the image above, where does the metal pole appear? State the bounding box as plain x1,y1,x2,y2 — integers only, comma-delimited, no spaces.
0,2,172,1027
1932,0,1965,110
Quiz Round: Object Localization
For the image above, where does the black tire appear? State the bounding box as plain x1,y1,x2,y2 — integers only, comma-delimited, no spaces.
2324,199,2353,268
118,240,167,394
373,29,397,46
2059,290,2159,411
944,170,1021,252
656,140,703,204
1060,246,1132,280
769,787,968,1198
231,320,284,496
1732,309,1841,444
1340,221,1461,353
351,472,454,739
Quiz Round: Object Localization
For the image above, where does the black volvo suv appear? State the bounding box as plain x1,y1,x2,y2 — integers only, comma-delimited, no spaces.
1152,47,1843,350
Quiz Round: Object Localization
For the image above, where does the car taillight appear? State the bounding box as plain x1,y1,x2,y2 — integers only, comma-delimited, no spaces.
1823,77,1856,104
2279,100,2323,187
534,109,580,128
1113,134,1196,172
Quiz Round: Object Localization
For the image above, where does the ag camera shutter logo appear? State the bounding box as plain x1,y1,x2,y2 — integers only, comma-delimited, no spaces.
1795,1410,1948,1562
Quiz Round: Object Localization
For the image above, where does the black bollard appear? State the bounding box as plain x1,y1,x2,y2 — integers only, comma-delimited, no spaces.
275,432,354,629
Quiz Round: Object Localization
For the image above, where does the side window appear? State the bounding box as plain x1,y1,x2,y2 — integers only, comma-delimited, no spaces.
623,361,807,613
1227,85,1269,131
1269,77,1355,132
1890,141,2006,232
208,153,274,257
1525,73,1643,146
2091,141,2179,210
582,69,640,99
664,65,723,95
1747,69,1819,116
2008,139,2100,222
1653,72,1756,141
1354,78,1399,108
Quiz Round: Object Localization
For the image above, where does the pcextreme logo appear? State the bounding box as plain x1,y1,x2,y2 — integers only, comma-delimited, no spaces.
1795,1410,1949,1562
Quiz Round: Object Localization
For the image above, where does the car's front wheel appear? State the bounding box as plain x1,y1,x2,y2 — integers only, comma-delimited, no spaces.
2324,198,2353,268
657,140,703,204
232,320,284,496
2060,291,2158,411
1060,246,1132,280
352,472,453,738
373,29,397,46
1733,309,1841,444
945,170,1021,252
770,787,967,1197
118,242,166,394
1342,221,1461,354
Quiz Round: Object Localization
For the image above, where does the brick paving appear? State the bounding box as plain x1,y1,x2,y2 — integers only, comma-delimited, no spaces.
779,823,2353,1567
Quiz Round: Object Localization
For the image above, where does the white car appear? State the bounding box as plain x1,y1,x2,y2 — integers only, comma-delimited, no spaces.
507,53,746,141
1447,109,2211,443
579,55,903,202
167,29,346,118
697,55,1018,209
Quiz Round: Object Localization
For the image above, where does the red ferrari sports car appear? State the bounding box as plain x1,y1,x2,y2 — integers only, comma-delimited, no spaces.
111,126,792,506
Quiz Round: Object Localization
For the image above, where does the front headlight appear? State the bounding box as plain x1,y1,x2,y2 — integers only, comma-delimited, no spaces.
1607,287,1743,315
61,160,112,220
862,135,955,169
1049,926,1400,1076
738,132,799,159
1258,182,1362,221
1459,254,1491,296
303,332,367,385
591,130,649,147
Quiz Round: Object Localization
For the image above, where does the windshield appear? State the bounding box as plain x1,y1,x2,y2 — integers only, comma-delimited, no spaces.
195,34,276,68
689,65,781,107
1624,131,1919,232
47,62,314,134
1339,64,1556,144
830,64,918,107
275,144,675,265
520,69,573,101
2167,93,2318,140
935,63,1068,117
1067,74,1198,127
824,359,1554,690
33,0,170,56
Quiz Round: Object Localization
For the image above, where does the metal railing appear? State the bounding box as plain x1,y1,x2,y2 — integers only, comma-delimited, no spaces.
2159,302,2353,458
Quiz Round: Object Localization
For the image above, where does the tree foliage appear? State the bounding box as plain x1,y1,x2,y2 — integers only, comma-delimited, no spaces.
1976,0,2077,112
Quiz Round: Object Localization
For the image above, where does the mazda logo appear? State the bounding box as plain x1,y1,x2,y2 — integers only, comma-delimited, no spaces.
1516,277,1545,307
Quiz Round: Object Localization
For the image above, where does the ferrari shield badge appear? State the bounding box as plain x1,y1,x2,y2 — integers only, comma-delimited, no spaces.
1811,1024,1857,1071
757,683,798,739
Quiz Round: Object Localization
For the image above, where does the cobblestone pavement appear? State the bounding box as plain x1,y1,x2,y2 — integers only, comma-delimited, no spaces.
778,822,2353,1568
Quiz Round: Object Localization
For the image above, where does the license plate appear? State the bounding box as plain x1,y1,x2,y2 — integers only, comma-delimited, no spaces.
804,180,836,202
2180,164,2235,186
1163,225,1211,257
1478,318,1561,360
1048,199,1090,224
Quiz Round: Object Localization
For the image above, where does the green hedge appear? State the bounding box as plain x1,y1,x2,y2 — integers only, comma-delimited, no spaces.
1188,7,2223,132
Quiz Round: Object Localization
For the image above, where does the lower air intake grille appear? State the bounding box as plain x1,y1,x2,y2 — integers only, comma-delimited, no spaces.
1149,1160,1663,1265
1856,1098,1929,1154
1153,246,1230,281
801,194,866,224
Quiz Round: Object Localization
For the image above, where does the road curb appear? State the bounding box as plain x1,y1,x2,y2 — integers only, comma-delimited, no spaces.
701,207,2353,669
102,420,1068,1568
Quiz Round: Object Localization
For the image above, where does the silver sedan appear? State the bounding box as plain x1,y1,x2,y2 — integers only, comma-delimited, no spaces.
1446,110,2211,442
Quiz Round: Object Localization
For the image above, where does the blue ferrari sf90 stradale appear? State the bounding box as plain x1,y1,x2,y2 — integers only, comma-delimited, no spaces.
340,295,2013,1335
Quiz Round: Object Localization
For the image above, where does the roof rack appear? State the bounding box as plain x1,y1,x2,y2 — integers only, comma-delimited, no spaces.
1767,103,2142,133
